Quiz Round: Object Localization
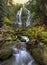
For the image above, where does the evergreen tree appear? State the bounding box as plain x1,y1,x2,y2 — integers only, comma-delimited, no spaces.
0,0,7,27
26,0,47,25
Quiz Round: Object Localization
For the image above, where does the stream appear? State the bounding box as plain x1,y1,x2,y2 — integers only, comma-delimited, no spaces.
0,7,38,65
0,36,38,65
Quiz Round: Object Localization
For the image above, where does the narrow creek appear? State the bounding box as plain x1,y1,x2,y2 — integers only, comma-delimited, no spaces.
0,36,38,65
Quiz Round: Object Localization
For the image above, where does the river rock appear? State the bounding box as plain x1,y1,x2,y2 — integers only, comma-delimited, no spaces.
0,49,12,60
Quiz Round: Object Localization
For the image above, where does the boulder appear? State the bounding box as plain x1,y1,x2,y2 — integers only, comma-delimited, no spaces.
0,49,12,60
26,40,47,65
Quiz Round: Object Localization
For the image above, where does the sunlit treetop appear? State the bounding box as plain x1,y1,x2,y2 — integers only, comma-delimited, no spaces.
12,0,29,4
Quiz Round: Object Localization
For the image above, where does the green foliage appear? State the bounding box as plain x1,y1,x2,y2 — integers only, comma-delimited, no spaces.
0,50,12,60
0,0,23,26
40,32,47,43
6,3,23,21
17,26,47,43
0,0,7,27
26,0,47,23
0,25,16,48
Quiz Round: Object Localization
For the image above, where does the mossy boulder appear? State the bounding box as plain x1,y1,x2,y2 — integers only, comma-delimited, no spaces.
31,45,47,65
0,49,12,60
31,48,44,65
43,45,47,65
26,40,47,65
40,32,47,43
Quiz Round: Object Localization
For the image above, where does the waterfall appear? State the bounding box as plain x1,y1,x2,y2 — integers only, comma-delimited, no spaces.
16,8,22,27
1,41,37,65
26,9,31,26
24,7,31,27
10,44,35,65
16,7,31,27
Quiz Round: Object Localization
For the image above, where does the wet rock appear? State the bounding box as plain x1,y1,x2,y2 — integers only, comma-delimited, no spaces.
17,35,26,42
26,39,38,49
11,48,19,54
38,42,44,47
31,45,47,65
26,40,47,65
31,48,44,65
0,49,12,60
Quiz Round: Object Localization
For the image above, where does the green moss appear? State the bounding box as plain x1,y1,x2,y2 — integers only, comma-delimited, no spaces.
27,44,47,65
40,32,47,43
0,50,12,60
43,45,47,65
31,48,43,62
0,25,17,48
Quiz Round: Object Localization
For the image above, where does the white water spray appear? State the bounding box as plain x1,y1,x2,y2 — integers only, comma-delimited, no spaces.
16,7,31,27
16,8,22,27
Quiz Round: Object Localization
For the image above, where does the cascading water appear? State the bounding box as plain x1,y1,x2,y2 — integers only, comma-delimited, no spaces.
26,10,31,27
0,40,38,65
16,8,22,27
16,7,31,27
24,7,31,27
